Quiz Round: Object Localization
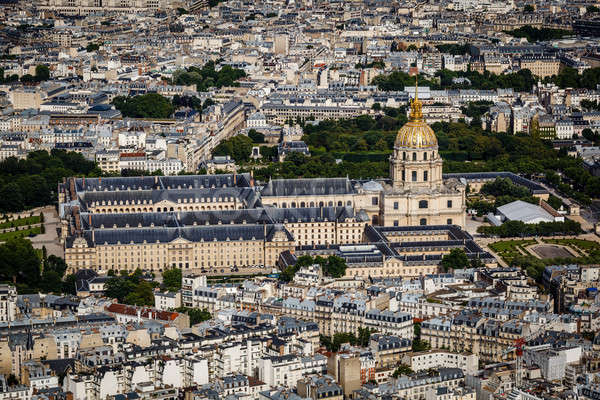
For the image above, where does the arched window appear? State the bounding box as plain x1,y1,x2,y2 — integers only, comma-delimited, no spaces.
300,202,306,207
423,153,427,160
419,200,428,209
403,152,406,160
310,202,315,207
412,152,417,161
337,201,342,206
420,218,427,226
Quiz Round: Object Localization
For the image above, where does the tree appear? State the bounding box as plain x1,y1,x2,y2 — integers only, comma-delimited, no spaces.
392,364,414,378
524,4,534,13
86,43,100,52
111,93,174,119
412,339,431,352
177,307,212,325
0,238,41,286
323,255,347,278
440,248,469,272
124,280,154,306
372,102,381,111
212,135,253,163
104,276,135,303
162,267,182,292
248,129,265,143
587,5,600,13
35,65,50,81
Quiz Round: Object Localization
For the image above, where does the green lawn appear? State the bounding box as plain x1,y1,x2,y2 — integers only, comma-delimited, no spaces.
542,238,600,253
0,215,41,229
489,240,536,263
0,226,41,242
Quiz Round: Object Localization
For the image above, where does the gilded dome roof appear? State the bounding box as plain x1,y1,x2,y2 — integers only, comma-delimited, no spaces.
395,83,438,149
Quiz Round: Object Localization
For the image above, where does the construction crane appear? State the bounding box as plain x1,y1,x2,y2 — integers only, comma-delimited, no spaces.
502,338,526,388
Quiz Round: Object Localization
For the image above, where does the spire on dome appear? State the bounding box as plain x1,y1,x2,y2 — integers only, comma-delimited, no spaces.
409,75,423,121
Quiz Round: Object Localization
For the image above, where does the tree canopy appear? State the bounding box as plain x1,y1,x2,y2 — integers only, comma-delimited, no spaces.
212,135,254,162
440,248,470,272
162,267,182,292
0,150,98,212
504,25,572,42
172,61,246,92
112,93,175,119
104,269,157,306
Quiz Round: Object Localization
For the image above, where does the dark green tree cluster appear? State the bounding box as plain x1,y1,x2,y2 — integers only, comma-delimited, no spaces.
435,69,536,92
435,44,471,55
104,269,157,306
0,150,98,212
281,255,348,281
440,248,470,272
85,43,101,52
504,25,573,42
320,328,374,351
162,267,182,292
478,219,582,237
0,238,73,294
172,61,246,92
581,100,600,112
18,65,50,84
372,71,438,91
392,364,414,377
355,60,385,69
175,307,212,325
543,67,600,89
171,95,215,112
212,135,254,163
461,101,493,127
112,93,174,119
479,177,538,208
247,129,265,143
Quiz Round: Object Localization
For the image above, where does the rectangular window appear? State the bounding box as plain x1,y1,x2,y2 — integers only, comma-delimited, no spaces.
447,200,453,208
393,202,398,210
412,171,417,181
393,220,399,227
423,171,428,181
371,197,378,206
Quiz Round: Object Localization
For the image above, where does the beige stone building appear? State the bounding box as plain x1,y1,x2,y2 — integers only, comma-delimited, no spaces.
383,92,466,227
519,57,561,79
60,100,471,276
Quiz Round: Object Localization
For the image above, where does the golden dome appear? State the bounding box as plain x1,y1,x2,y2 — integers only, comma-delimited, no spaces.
394,81,438,149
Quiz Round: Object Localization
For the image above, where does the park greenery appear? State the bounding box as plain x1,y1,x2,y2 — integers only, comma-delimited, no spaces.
320,328,374,352
230,112,600,208
1,64,50,84
162,267,182,292
504,25,573,42
105,269,157,306
172,61,246,92
0,150,99,212
175,307,212,325
212,135,255,163
435,44,471,55
112,93,175,119
281,255,348,282
491,239,600,282
0,237,73,294
542,67,600,90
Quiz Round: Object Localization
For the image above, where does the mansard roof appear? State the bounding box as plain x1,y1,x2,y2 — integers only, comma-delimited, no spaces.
260,177,356,197
73,173,252,193
67,224,292,247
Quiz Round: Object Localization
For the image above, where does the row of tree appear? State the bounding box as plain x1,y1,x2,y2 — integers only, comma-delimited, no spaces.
0,64,50,84
319,328,374,352
172,61,246,92
281,255,348,282
0,237,73,295
477,219,582,237
504,25,573,42
0,150,99,212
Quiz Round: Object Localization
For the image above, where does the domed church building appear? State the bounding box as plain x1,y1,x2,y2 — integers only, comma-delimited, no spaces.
380,85,466,227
